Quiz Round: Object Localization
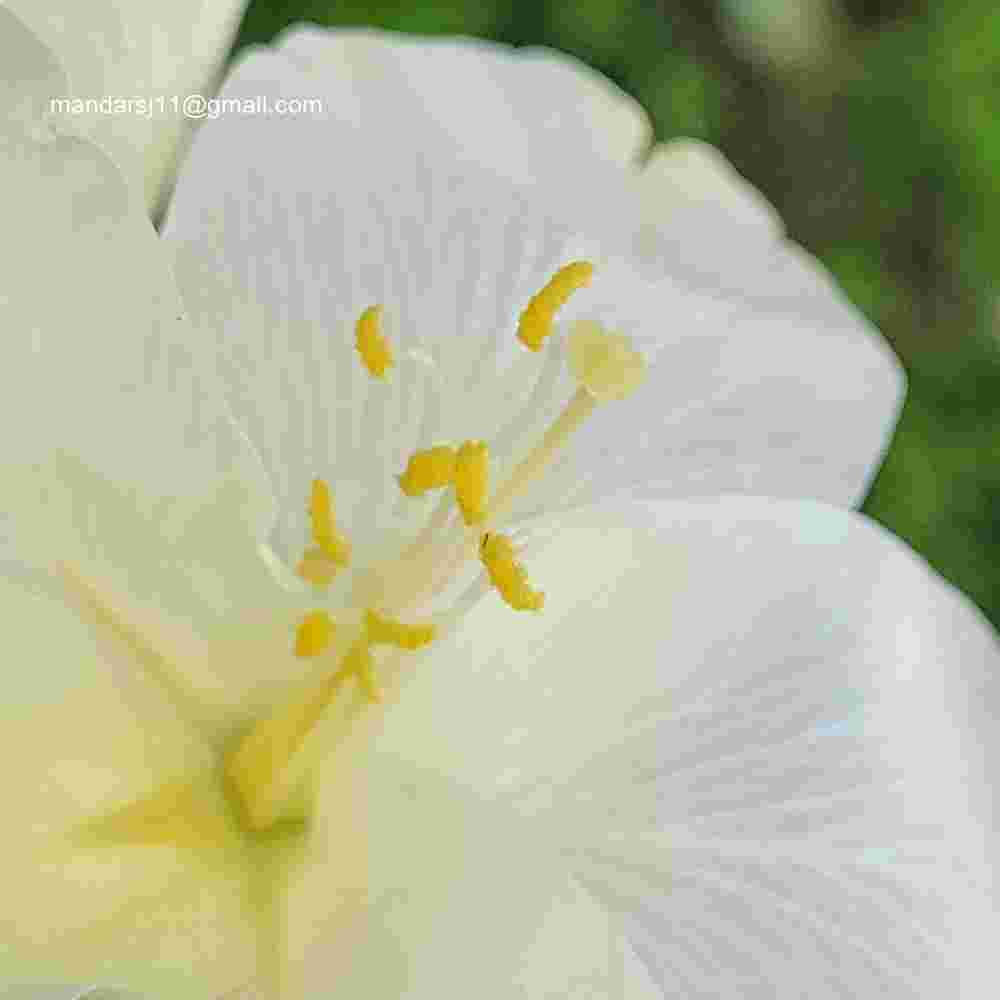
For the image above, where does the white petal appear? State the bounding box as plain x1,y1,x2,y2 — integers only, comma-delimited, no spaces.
0,571,212,833
282,752,658,998
4,0,246,211
637,139,784,240
592,138,905,510
8,455,310,735
0,574,258,995
374,496,998,996
164,48,902,567
0,10,271,572
1,12,297,742
276,25,652,184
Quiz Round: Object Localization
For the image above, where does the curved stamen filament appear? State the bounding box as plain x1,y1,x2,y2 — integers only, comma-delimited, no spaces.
225,665,350,830
487,386,596,522
382,386,592,614
228,606,436,828
333,639,381,703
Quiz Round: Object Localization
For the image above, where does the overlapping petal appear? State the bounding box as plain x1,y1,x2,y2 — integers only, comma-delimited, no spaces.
2,0,247,210
282,753,661,998
372,496,999,997
0,17,286,991
0,6,262,503
0,8,298,722
0,571,261,996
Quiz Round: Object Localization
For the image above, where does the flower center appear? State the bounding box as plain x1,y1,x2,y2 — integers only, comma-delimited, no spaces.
224,262,646,832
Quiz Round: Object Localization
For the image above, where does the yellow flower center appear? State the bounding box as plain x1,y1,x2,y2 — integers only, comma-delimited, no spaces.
224,262,646,832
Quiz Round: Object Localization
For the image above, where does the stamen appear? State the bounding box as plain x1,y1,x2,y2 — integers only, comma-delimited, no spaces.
225,667,346,830
480,532,545,611
355,304,394,378
364,609,437,650
294,611,335,658
454,439,488,526
334,640,382,703
486,328,645,521
306,478,351,569
517,261,594,352
229,266,650,832
487,386,597,522
397,445,457,497
409,490,455,552
228,600,439,829
296,547,339,587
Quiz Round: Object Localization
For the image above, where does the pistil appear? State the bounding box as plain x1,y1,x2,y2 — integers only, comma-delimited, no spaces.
224,263,647,831
485,385,596,523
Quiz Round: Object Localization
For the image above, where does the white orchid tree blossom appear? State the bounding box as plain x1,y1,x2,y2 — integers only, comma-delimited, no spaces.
0,0,248,212
0,12,997,1000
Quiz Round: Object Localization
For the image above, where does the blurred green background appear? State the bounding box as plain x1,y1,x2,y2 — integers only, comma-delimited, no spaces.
234,0,1000,628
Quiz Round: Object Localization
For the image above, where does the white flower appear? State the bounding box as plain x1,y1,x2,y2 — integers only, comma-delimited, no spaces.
1,13,997,1000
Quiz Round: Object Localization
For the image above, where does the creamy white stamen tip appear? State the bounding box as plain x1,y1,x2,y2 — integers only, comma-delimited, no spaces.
567,320,647,402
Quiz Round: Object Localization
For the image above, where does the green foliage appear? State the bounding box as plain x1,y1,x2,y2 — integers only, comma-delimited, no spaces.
235,0,1000,627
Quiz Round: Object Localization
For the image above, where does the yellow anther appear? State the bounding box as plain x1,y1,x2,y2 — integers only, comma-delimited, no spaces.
479,532,545,612
295,610,336,658
567,320,647,402
398,445,457,497
334,640,382,703
517,260,594,352
355,304,394,378
454,439,489,525
364,608,437,650
308,478,351,568
296,547,339,587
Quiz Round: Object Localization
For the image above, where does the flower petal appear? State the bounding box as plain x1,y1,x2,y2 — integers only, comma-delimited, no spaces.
163,46,901,569
276,25,652,183
577,136,905,512
374,496,998,996
0,14,294,729
0,574,259,996
282,752,659,998
8,455,311,735
637,139,784,240
4,0,247,210
0,7,263,505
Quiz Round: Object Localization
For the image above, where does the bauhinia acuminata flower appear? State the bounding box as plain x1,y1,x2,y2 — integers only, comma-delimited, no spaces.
0,10,997,1000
